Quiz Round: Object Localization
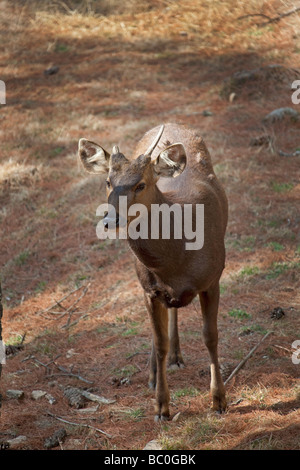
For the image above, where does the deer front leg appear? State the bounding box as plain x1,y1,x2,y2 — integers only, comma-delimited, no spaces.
144,293,170,421
168,308,184,369
199,283,227,413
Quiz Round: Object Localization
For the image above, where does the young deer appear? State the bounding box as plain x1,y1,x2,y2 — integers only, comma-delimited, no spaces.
78,123,228,420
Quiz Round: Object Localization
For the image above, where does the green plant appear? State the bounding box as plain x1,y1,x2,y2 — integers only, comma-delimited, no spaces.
228,308,251,320
265,262,289,279
172,387,199,399
123,408,145,421
268,242,284,251
270,181,294,193
239,266,260,277
15,250,30,266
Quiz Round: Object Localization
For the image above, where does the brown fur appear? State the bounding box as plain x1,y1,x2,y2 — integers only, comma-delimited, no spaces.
78,122,228,420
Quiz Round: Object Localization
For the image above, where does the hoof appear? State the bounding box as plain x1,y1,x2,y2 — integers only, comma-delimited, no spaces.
168,362,185,371
212,395,227,414
148,380,156,390
167,354,185,370
154,413,170,422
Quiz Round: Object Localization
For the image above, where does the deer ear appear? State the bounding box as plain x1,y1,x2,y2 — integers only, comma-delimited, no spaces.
78,138,110,174
153,143,186,177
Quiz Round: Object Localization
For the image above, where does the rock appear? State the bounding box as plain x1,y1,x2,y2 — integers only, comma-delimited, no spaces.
44,428,67,449
32,390,47,400
202,110,213,116
6,435,27,449
44,65,59,76
45,393,56,405
263,107,299,123
143,439,163,450
6,389,24,399
31,389,56,404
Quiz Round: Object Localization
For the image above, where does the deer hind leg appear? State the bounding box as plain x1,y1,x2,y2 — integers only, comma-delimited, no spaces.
199,283,227,413
145,293,170,421
168,307,184,369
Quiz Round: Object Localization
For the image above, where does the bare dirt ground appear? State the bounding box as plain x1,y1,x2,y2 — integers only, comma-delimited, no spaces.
0,0,299,450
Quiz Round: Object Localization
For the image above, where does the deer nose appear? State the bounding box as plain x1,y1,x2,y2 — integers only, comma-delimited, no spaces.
103,211,119,229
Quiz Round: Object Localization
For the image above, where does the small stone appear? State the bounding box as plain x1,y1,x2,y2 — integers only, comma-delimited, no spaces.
6,436,27,449
44,65,59,76
143,439,163,450
32,390,47,400
202,109,213,116
66,348,78,358
263,107,299,123
45,393,56,405
6,389,24,399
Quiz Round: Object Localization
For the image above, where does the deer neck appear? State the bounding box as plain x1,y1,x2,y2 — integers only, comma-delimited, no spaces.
127,186,184,273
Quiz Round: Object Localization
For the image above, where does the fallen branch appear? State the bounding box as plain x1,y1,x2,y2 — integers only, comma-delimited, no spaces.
47,411,112,438
238,13,272,22
278,149,300,157
51,362,94,384
37,283,89,316
224,331,273,386
32,356,93,384
238,6,300,26
36,283,91,329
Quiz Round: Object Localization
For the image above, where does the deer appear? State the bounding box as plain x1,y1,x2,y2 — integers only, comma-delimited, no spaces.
78,123,228,421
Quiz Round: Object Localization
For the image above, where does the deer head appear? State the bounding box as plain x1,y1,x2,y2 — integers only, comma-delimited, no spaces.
78,125,187,230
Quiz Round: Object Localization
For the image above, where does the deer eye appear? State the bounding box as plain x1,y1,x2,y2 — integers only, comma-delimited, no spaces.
106,180,111,188
135,182,146,193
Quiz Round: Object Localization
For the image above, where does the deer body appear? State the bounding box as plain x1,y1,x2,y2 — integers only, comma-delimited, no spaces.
78,123,228,420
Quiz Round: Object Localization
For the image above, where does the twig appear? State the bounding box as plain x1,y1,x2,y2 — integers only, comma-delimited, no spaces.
47,412,112,439
238,7,300,26
32,355,61,374
36,283,90,330
224,331,273,386
273,344,291,354
52,362,94,384
278,149,300,157
126,351,149,360
36,284,88,315
32,356,93,384
61,313,90,330
238,13,272,21
63,283,90,315
59,283,90,327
